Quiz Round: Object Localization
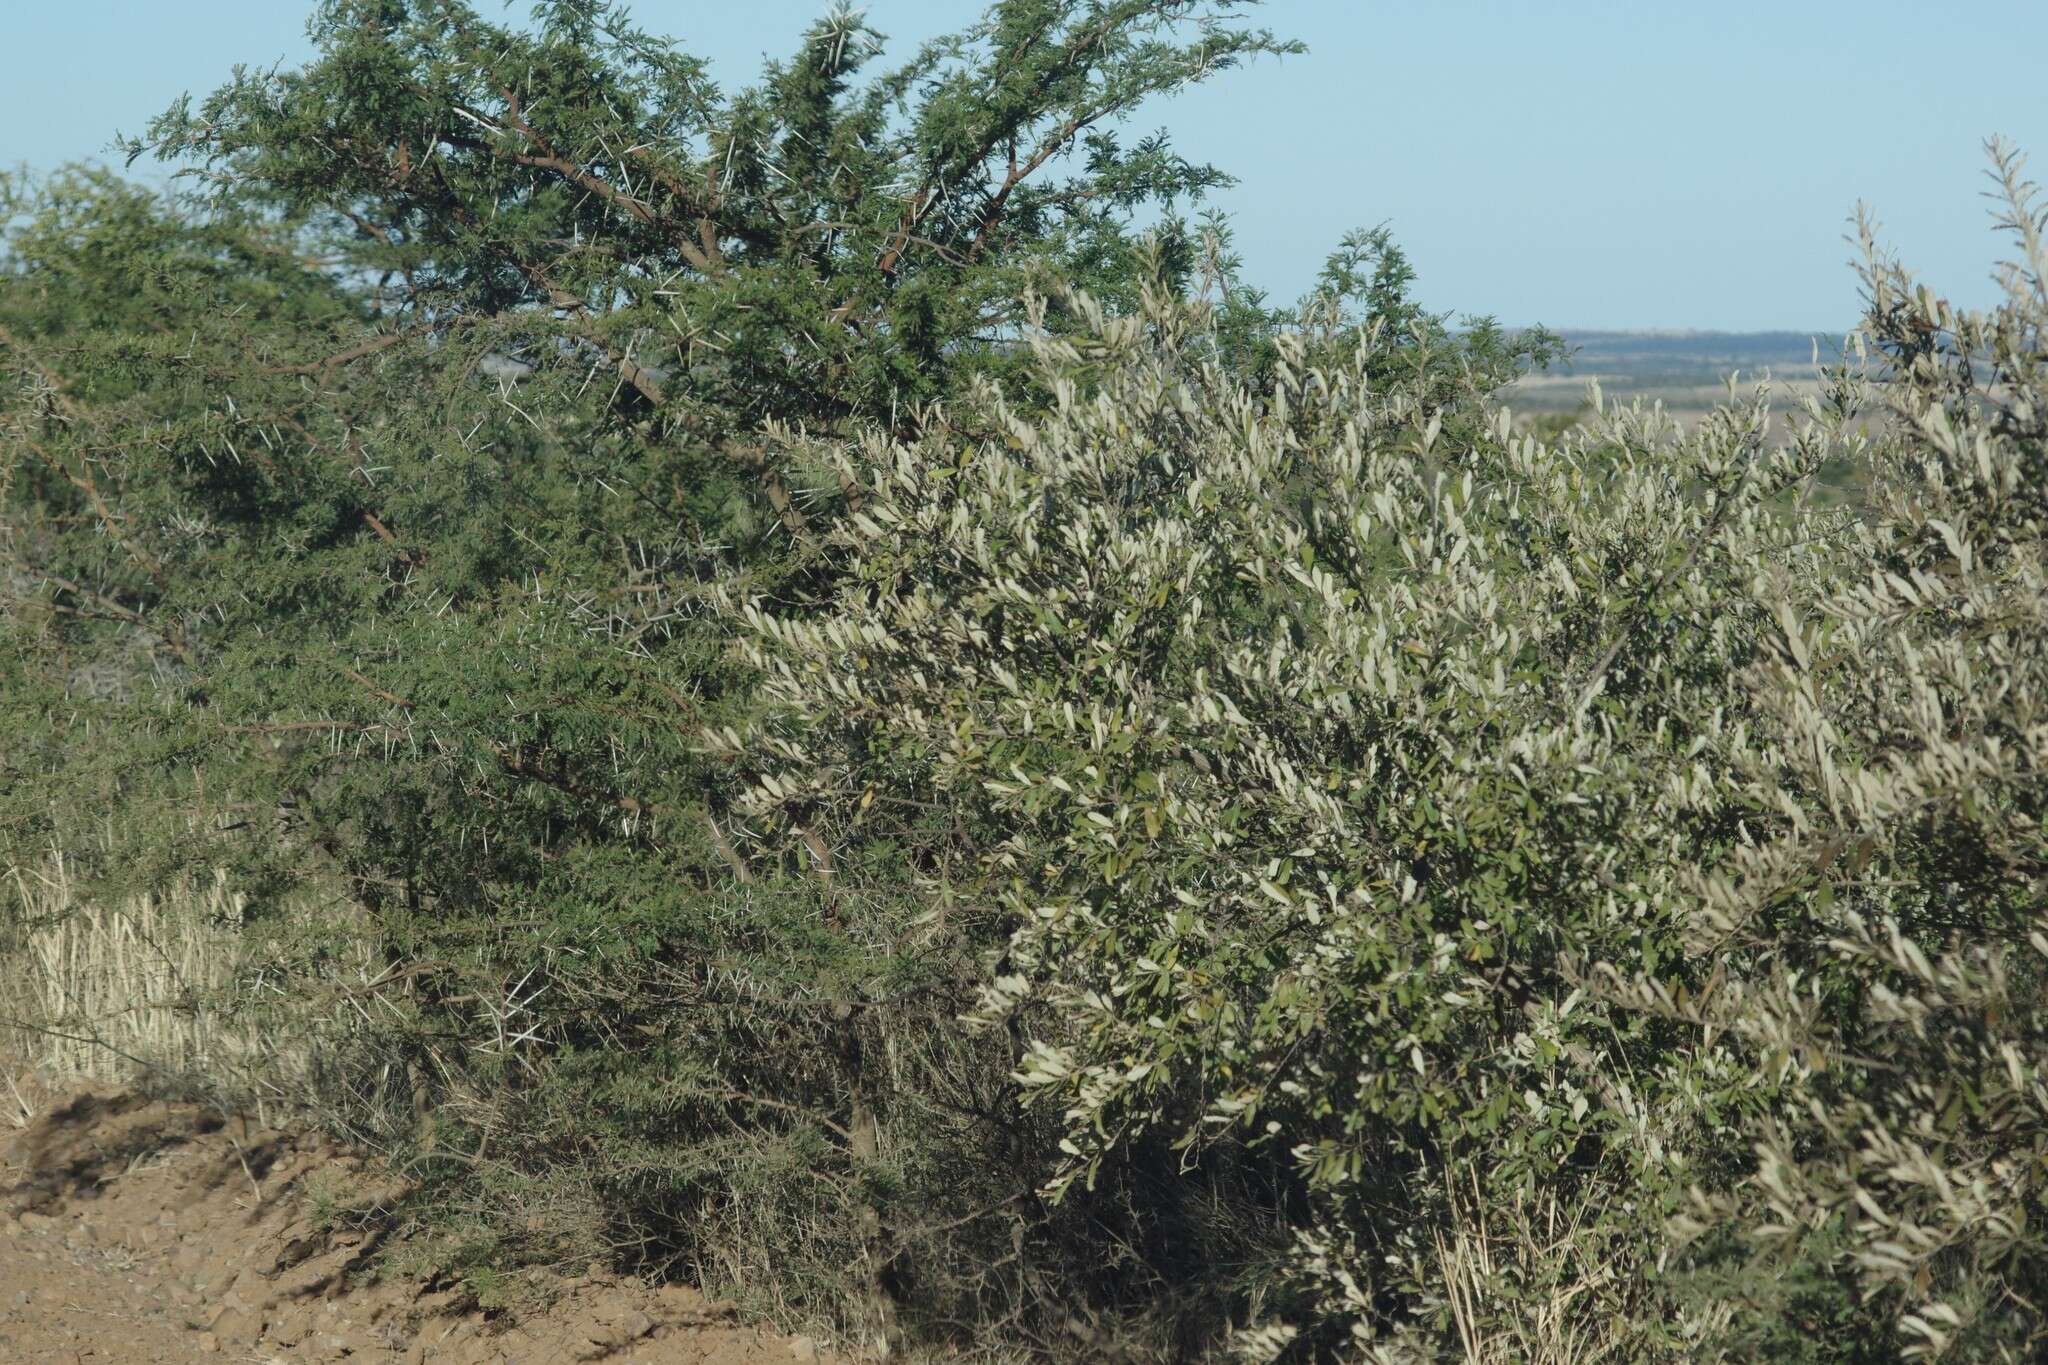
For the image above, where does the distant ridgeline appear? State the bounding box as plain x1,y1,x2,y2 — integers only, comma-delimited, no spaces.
1505,328,1858,415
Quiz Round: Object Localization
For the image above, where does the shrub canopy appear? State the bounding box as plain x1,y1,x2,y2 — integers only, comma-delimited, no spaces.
737,153,2048,1358
7,1,2044,1358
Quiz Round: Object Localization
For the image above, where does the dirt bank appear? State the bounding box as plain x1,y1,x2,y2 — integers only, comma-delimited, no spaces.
1,1069,834,1363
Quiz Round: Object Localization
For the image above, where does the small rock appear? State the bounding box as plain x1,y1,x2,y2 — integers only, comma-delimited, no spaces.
270,1303,313,1347
197,1332,222,1354
790,1336,821,1362
209,1306,263,1343
229,1267,274,1303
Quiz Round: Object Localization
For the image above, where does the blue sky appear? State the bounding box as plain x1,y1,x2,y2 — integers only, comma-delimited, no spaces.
7,1,2045,329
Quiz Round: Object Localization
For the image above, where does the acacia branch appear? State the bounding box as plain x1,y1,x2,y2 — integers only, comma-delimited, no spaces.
622,142,729,274
453,91,726,279
27,439,167,585
486,740,655,817
27,569,191,662
528,284,810,537
340,663,414,710
258,327,424,376
966,88,1149,264
0,322,84,420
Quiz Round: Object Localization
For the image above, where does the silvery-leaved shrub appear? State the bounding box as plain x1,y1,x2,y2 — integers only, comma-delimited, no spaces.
1643,144,2048,1363
737,145,2047,1360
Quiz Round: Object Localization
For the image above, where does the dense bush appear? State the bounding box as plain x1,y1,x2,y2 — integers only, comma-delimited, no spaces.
7,0,2043,1358
2,2,1541,1354
736,151,2048,1358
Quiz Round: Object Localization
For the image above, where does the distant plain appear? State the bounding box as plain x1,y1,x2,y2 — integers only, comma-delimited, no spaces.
1505,329,1846,430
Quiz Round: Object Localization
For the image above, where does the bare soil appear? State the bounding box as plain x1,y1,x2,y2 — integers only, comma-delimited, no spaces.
1,1067,834,1364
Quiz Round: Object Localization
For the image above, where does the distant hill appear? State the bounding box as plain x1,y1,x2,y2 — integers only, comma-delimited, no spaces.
1505,328,1853,417
1550,329,1846,382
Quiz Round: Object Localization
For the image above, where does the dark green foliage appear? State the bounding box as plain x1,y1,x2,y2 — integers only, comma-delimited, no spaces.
27,5,2035,1362
135,1,1299,499
4,3,1480,1353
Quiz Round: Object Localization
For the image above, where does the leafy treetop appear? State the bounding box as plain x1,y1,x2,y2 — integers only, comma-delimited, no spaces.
135,0,1301,534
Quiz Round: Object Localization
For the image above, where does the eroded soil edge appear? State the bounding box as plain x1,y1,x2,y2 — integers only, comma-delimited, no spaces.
1,1069,831,1363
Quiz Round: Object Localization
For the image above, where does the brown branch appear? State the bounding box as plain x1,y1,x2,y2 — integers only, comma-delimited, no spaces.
517,271,808,538
796,220,970,268
704,811,752,884
923,8,1131,273
259,328,423,377
798,825,837,883
873,186,940,282
26,439,166,585
29,570,191,662
486,740,651,816
341,208,396,247
620,141,728,274
463,88,726,279
872,7,1085,281
332,130,802,536
226,720,391,735
0,322,84,420
966,89,1146,265
359,510,421,567
340,664,414,710
677,1087,854,1145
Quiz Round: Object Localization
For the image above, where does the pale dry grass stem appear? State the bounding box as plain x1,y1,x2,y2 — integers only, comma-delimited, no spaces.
5,849,244,1081
1432,1169,1626,1365
0,831,370,1125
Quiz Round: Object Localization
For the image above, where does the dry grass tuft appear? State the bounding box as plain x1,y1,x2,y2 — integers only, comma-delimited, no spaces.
0,832,371,1127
